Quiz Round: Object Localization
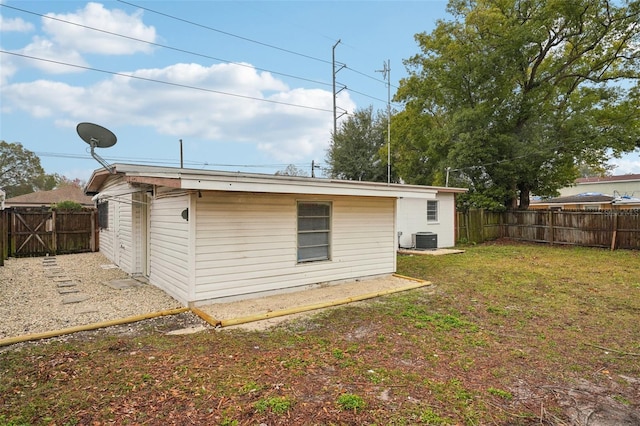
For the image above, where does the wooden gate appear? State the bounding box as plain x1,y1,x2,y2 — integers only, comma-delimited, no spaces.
2,207,98,258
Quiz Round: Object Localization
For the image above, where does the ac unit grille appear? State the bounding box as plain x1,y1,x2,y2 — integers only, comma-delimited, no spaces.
413,232,437,250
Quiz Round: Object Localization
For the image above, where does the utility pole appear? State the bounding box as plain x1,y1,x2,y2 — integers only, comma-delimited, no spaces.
332,40,346,138
376,59,391,184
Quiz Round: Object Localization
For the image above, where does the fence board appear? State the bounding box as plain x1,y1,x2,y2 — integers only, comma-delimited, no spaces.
458,209,639,250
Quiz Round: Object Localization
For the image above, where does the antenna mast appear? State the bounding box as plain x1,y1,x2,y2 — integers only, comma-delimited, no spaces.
376,59,391,184
332,40,347,138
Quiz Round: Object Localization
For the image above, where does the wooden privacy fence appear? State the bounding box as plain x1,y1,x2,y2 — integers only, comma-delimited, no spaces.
457,209,640,250
0,207,99,261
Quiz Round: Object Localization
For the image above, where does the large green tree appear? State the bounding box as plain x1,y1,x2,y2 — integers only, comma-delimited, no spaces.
395,0,640,209
326,106,395,182
0,141,58,198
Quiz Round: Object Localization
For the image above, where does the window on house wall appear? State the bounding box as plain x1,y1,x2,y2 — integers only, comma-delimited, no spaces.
427,200,438,222
297,201,331,262
97,201,109,229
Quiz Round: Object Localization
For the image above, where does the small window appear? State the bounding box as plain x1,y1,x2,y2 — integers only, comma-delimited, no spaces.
97,201,109,229
427,200,438,222
297,201,331,262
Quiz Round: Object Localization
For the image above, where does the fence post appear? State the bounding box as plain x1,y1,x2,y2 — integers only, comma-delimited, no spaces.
610,211,618,251
51,209,57,256
90,209,96,252
0,210,5,266
548,210,554,245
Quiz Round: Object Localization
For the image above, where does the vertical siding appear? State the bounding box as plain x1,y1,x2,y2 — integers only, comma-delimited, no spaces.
131,191,147,276
193,192,396,302
396,194,457,248
117,198,134,274
96,178,137,272
99,196,115,263
148,189,190,304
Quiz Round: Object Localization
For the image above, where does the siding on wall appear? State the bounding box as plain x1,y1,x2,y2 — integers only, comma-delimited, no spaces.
148,189,190,303
96,178,137,272
193,192,396,302
397,193,457,248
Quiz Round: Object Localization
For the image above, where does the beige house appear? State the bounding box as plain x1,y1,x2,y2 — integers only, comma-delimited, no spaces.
531,174,640,210
85,164,465,305
559,174,640,198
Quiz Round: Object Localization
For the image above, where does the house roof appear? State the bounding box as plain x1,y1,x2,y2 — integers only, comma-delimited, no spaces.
5,186,94,207
575,174,640,184
85,163,467,199
532,192,640,206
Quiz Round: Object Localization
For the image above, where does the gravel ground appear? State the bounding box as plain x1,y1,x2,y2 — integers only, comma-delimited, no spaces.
0,252,183,340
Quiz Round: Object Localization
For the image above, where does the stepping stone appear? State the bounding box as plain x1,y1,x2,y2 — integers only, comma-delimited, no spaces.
100,264,118,270
58,287,80,294
166,326,209,335
53,277,72,282
76,307,99,314
105,279,143,289
57,281,77,288
62,294,90,304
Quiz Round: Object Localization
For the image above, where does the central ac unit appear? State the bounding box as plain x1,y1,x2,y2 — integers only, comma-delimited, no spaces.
412,232,437,250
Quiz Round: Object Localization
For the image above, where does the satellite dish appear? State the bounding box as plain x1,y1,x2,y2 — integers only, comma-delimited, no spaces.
76,122,117,173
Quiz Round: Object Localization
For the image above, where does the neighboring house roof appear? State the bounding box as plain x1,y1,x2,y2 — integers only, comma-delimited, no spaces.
85,163,468,199
532,192,640,207
4,186,95,207
575,174,640,184
542,193,615,204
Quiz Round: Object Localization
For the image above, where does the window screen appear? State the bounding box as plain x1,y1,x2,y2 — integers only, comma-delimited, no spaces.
97,201,109,229
427,200,438,222
297,202,331,262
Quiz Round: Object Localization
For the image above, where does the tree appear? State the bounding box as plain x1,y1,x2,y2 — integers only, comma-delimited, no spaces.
395,0,640,209
0,141,60,198
326,106,396,182
275,164,309,177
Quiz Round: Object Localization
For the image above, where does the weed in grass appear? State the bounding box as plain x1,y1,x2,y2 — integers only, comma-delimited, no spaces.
419,408,450,425
402,306,478,332
336,393,366,412
0,415,31,426
487,305,509,316
254,396,293,415
487,387,513,400
239,381,263,395
332,348,345,359
279,356,308,369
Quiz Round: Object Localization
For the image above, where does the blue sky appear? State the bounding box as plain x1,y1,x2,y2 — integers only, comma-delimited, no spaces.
1,0,639,183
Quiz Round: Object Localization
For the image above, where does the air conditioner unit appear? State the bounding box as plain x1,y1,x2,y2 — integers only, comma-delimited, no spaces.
412,232,437,250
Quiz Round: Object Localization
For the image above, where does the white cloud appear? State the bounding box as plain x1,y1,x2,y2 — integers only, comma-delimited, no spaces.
8,2,157,75
610,152,640,174
0,15,35,32
43,2,156,55
1,62,349,163
18,36,88,74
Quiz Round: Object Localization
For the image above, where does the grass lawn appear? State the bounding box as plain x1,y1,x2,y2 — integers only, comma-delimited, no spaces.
1,241,639,425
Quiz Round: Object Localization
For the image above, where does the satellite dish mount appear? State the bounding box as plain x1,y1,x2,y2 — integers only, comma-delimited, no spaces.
76,122,117,174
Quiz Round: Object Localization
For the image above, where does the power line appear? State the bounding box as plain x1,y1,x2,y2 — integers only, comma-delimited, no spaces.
116,0,332,66
114,1,394,101
0,3,332,89
2,2,392,108
35,150,322,171
0,50,335,114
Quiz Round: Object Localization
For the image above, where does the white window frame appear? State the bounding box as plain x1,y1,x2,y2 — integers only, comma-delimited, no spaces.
297,201,331,263
427,200,438,223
